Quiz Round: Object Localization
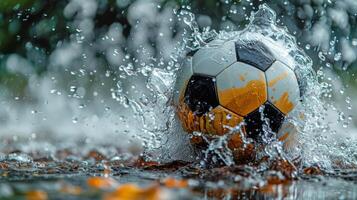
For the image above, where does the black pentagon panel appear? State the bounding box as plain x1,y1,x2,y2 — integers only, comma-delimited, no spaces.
184,75,219,116
186,49,199,57
244,102,285,141
235,40,275,71
203,36,215,44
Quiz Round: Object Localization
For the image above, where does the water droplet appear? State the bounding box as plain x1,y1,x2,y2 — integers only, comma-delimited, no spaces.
348,115,353,121
338,112,346,122
70,86,77,92
352,38,357,46
334,53,342,61
209,113,215,121
318,52,326,61
72,117,78,124
226,114,232,120
342,122,349,128
346,97,351,104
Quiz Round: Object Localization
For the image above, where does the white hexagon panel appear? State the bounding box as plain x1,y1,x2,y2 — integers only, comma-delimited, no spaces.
216,62,268,117
265,61,300,115
263,39,296,71
173,57,193,106
192,40,237,76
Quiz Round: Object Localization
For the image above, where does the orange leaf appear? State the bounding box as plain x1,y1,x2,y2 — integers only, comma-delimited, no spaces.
26,190,48,200
104,184,161,200
163,178,188,188
87,177,117,189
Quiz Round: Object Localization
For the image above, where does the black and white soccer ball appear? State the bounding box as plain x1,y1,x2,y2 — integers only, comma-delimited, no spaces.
173,34,303,146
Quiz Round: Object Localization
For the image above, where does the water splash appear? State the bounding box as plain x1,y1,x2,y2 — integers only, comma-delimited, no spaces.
160,4,357,171
0,1,356,175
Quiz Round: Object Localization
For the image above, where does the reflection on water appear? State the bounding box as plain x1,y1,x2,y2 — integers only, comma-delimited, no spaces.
1,160,357,199
0,1,357,199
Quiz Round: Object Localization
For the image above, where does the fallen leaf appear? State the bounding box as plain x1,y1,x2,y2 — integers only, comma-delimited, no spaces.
104,183,160,200
26,190,48,200
87,177,118,189
162,178,188,188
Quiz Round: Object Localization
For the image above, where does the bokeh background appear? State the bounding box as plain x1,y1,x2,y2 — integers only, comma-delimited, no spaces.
1,0,357,79
0,0,356,155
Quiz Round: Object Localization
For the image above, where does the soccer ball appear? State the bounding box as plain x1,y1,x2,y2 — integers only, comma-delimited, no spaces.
173,34,302,157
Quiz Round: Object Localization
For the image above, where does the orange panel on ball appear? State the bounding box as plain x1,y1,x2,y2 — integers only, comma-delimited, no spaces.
176,103,244,136
266,61,300,115
217,62,268,117
274,92,294,115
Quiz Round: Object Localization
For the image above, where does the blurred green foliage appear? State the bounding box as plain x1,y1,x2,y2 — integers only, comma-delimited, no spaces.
0,0,68,54
0,0,356,91
0,0,35,12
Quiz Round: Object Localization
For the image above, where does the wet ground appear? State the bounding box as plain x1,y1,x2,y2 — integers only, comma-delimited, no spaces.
1,154,357,200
